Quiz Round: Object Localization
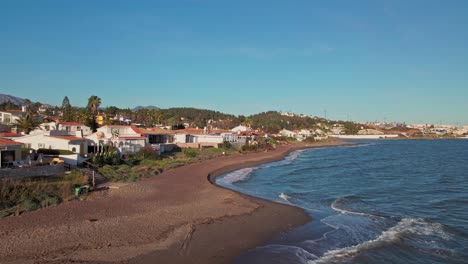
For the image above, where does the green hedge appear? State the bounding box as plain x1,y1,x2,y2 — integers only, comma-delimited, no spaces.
37,148,75,155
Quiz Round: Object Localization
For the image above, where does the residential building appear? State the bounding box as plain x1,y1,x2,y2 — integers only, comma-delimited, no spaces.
279,129,297,138
140,128,176,154
87,125,146,154
14,131,89,155
0,138,22,168
57,122,92,136
0,109,26,125
231,125,252,133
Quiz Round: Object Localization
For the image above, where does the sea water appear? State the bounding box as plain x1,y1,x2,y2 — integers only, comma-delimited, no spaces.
217,140,468,264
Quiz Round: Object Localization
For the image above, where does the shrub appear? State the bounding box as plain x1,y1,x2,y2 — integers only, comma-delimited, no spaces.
20,198,39,212
38,149,75,155
135,146,159,160
182,149,199,158
40,195,61,208
63,171,88,186
220,141,232,149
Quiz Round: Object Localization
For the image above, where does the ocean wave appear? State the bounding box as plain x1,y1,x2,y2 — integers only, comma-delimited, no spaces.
309,218,451,264
330,196,377,218
279,192,292,202
286,149,308,161
216,167,256,186
261,149,309,169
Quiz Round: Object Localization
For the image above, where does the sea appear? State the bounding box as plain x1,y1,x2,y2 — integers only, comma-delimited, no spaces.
216,139,468,264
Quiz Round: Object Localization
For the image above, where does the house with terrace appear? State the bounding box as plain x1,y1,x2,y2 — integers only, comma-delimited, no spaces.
14,130,89,155
0,109,27,125
139,128,176,154
57,122,92,136
86,125,146,155
0,138,22,168
172,128,246,149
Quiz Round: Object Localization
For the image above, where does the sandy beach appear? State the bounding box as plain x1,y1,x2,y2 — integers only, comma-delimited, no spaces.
0,141,350,264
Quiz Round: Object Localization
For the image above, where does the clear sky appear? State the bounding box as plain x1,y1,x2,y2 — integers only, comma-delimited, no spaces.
1,0,468,125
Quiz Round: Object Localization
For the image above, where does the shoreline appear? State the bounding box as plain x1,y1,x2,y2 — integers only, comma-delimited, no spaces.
0,141,353,264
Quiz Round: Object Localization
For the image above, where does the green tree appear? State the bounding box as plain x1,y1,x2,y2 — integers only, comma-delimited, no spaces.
15,114,40,134
86,95,101,132
61,96,74,122
87,95,101,115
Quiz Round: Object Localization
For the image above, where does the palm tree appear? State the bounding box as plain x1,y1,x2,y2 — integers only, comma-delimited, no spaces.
87,95,101,115
15,114,40,134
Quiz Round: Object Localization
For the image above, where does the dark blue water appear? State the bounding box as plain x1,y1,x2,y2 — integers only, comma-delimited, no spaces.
217,140,468,264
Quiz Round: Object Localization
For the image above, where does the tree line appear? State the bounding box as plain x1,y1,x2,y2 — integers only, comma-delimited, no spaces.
5,95,363,135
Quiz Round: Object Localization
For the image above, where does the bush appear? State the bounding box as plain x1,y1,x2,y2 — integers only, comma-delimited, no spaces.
98,165,141,182
40,195,61,208
182,148,199,158
38,148,75,155
20,198,39,212
241,145,259,152
63,171,88,186
220,141,232,149
135,146,159,160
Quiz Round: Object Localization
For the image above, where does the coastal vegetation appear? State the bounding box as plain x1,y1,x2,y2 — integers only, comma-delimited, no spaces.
0,171,88,217
94,145,238,182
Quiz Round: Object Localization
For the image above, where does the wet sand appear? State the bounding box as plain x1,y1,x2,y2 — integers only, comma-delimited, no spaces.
0,141,351,264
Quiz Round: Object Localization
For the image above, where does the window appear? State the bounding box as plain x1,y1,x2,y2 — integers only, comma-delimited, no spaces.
38,143,45,148
24,143,32,148
4,115,11,124
72,147,77,152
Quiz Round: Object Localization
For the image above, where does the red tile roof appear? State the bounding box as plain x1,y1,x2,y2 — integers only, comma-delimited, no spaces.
139,128,174,135
47,136,87,141
118,136,146,139
0,138,22,146
58,122,85,126
105,125,142,134
1,110,23,113
0,132,21,137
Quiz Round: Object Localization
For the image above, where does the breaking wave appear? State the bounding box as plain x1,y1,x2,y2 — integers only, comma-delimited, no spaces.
279,192,292,202
331,196,379,218
309,218,451,264
216,167,256,186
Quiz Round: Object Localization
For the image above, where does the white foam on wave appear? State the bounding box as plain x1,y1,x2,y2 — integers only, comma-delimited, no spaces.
262,149,309,169
308,218,450,264
331,198,375,218
256,244,318,263
279,192,292,202
216,167,256,186
286,149,308,161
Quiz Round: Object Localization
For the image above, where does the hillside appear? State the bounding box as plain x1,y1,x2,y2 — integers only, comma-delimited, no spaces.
0,93,25,106
249,111,326,133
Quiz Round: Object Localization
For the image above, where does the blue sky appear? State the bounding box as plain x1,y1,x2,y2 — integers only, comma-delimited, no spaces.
1,0,468,125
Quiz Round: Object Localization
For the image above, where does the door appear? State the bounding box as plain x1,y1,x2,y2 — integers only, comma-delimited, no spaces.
1,150,15,167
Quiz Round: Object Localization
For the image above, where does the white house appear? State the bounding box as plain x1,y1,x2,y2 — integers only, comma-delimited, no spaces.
57,122,92,136
86,125,146,154
171,128,246,148
0,109,26,125
14,130,89,155
231,125,252,133
279,129,297,138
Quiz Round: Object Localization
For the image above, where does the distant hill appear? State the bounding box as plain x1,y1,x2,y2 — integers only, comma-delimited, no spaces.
0,94,25,106
133,105,160,111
